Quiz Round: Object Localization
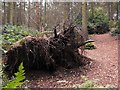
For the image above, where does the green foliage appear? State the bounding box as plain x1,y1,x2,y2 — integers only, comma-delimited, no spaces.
73,76,116,89
73,76,95,89
1,25,52,51
1,25,32,50
3,62,25,88
85,42,96,50
111,28,120,36
75,7,109,34
88,7,109,34
110,20,120,36
109,20,118,29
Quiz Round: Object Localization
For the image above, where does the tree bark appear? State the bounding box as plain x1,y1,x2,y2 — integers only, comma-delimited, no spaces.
107,2,111,20
3,1,6,25
7,2,13,25
43,0,47,31
36,1,40,31
64,2,71,21
116,2,119,20
82,2,88,41
10,2,13,25
28,1,31,27
19,2,22,25
23,2,26,25
13,2,17,25
91,2,94,18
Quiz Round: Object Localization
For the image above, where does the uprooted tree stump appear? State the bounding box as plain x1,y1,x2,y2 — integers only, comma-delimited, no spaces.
3,24,92,77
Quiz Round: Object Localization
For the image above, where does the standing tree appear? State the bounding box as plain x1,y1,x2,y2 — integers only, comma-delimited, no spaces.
43,0,47,31
64,2,71,21
7,2,13,25
91,2,94,18
107,2,111,20
82,2,88,41
13,2,17,25
36,1,40,31
3,1,6,25
116,2,119,20
28,1,31,27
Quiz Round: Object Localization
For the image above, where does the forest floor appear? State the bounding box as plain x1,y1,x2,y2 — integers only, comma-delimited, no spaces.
27,33,118,88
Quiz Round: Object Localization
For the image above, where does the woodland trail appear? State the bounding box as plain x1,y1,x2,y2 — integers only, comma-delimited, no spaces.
85,33,118,87
27,33,118,88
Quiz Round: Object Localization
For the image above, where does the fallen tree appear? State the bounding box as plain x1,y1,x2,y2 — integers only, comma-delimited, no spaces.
3,24,93,77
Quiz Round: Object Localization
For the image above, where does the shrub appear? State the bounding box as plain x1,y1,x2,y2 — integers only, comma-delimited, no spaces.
1,25,52,51
109,20,118,29
110,20,120,36
85,42,96,50
111,28,120,36
1,25,33,50
88,7,110,34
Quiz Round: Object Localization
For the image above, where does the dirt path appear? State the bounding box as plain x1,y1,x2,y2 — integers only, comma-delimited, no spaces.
85,33,118,87
27,33,118,88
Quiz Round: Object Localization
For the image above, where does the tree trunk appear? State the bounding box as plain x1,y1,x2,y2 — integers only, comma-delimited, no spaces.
110,2,113,20
116,2,119,20
82,2,88,41
44,0,47,31
36,1,40,31
107,2,111,20
23,2,26,25
28,1,31,27
91,2,94,18
7,2,13,25
13,2,17,25
10,2,13,25
19,2,22,25
64,2,71,21
3,1,6,25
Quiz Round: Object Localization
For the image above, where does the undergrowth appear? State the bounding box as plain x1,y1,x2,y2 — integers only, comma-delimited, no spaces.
1,25,52,52
2,62,27,89
110,20,120,36
73,76,116,89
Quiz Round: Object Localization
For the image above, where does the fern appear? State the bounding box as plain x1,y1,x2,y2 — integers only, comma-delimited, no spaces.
3,62,25,88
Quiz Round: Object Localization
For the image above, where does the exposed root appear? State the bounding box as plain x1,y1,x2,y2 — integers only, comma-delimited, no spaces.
3,24,90,77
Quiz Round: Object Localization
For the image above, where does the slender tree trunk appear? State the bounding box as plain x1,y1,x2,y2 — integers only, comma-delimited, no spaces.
28,1,30,27
7,2,13,24
43,0,47,31
7,2,11,24
19,2,22,25
64,2,70,21
116,2,119,20
10,2,13,25
91,2,94,18
69,2,72,22
39,2,42,32
82,2,88,41
3,1,6,25
13,2,17,25
118,1,120,19
107,2,111,20
3,0,6,24
36,1,40,31
23,2,26,25
110,2,113,20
